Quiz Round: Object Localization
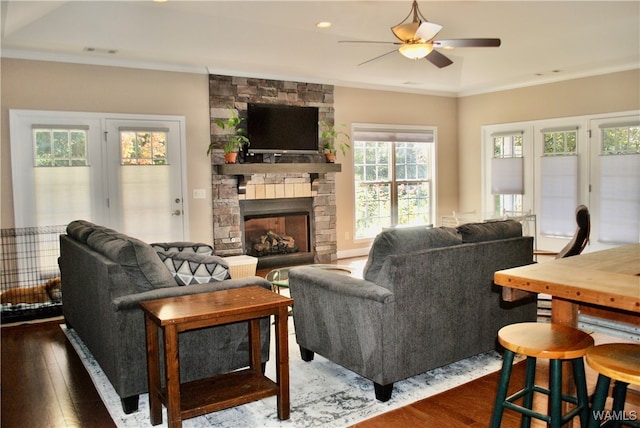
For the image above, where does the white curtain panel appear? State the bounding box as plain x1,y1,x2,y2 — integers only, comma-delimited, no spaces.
599,153,640,244
540,156,578,237
491,157,524,194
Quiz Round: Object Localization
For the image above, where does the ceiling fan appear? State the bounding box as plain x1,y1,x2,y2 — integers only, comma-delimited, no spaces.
340,0,501,68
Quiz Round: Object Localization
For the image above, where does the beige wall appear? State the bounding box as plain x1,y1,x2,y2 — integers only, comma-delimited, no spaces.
1,58,214,242
457,69,640,215
333,86,458,256
2,58,637,256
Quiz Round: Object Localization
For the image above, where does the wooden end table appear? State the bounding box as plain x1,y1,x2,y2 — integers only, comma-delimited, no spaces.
140,286,293,428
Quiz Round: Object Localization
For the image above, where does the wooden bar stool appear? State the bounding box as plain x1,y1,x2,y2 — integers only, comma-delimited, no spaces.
490,322,594,428
585,343,640,428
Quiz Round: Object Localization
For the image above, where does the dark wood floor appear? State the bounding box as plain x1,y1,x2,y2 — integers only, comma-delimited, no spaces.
3,253,639,428
3,317,639,428
1,319,116,428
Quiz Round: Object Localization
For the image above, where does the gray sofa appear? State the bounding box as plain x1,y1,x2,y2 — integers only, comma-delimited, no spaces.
289,220,537,401
59,220,273,413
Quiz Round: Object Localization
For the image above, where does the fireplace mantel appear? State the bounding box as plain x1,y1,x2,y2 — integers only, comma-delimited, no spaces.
218,163,341,175
219,163,342,194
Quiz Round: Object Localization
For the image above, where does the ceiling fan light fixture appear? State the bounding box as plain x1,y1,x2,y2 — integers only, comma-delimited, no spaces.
399,43,433,60
391,22,420,42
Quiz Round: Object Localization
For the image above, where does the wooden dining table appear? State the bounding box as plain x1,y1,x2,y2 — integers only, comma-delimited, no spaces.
494,243,640,328
494,244,639,428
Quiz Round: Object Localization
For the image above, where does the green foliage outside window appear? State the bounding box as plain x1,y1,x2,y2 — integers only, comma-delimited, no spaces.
602,126,640,154
354,140,433,238
543,131,577,155
34,129,88,167
121,131,167,165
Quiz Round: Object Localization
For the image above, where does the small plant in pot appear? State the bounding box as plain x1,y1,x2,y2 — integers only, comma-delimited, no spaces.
207,107,249,164
320,120,351,163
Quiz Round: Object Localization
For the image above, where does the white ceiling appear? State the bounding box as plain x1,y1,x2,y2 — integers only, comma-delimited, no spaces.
2,0,639,96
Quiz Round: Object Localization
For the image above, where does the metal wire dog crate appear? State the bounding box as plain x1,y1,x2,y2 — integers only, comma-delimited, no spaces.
0,225,66,323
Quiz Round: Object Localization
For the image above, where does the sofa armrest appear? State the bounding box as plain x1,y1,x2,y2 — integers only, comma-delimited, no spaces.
288,266,394,303
111,276,272,311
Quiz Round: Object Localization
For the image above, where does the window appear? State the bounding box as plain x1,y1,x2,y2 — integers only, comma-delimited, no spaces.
539,127,579,237
31,125,93,227
491,132,523,214
353,125,435,239
120,128,168,165
483,111,639,252
597,122,640,244
34,126,89,167
602,124,640,154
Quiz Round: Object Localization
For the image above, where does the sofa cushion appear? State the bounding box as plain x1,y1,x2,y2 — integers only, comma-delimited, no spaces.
151,242,214,255
363,226,462,283
86,230,176,291
157,251,231,285
457,220,522,243
66,220,97,243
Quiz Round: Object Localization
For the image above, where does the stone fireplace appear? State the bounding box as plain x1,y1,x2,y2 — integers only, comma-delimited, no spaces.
209,74,339,267
211,168,338,267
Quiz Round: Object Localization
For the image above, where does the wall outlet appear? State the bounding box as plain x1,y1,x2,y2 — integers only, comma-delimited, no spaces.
193,189,206,199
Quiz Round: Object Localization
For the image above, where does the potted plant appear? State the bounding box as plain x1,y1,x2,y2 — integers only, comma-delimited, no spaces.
208,107,249,163
320,120,351,163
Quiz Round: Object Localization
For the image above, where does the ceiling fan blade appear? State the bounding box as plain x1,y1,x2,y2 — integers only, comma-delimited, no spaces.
425,50,453,68
433,38,501,48
339,40,400,45
358,49,399,67
415,22,443,42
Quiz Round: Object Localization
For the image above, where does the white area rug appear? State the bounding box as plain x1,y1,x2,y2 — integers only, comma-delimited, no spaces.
62,320,504,428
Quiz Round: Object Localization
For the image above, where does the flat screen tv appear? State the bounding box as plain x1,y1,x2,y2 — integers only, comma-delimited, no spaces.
247,103,319,154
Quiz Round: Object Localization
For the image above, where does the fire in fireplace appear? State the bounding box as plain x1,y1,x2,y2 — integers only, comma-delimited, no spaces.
240,198,315,269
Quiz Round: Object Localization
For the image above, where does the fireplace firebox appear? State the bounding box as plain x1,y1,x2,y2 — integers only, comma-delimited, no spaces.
240,198,315,269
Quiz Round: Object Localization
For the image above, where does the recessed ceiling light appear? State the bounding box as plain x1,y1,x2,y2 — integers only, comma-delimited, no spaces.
316,22,332,29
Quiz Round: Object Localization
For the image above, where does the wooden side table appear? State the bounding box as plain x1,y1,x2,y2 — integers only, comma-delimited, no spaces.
140,286,293,428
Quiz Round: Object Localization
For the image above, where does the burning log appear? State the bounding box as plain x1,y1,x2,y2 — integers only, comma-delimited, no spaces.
250,230,298,256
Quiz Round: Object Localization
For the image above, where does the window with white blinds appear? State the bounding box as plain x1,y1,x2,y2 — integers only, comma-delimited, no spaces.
490,131,524,213
539,127,579,237
597,122,640,244
483,111,639,252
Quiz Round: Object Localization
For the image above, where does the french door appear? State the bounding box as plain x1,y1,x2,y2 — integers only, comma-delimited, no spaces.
9,110,188,243
105,118,187,242
482,111,639,253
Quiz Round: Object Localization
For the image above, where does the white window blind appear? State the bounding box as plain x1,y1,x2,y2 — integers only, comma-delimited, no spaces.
539,126,579,237
352,127,434,143
491,157,524,194
598,153,640,244
539,156,579,236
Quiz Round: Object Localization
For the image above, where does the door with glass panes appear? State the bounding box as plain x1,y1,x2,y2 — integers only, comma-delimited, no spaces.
10,111,187,243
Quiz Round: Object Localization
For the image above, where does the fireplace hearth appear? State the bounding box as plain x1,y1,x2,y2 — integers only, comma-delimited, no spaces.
240,198,315,269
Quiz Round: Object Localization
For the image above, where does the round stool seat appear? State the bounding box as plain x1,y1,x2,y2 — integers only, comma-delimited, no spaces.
498,322,594,359
586,343,640,385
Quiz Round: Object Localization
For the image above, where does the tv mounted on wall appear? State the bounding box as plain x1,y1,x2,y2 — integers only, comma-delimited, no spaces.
247,103,319,154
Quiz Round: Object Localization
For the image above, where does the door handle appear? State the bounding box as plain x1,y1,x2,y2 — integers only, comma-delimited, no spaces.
172,209,181,216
